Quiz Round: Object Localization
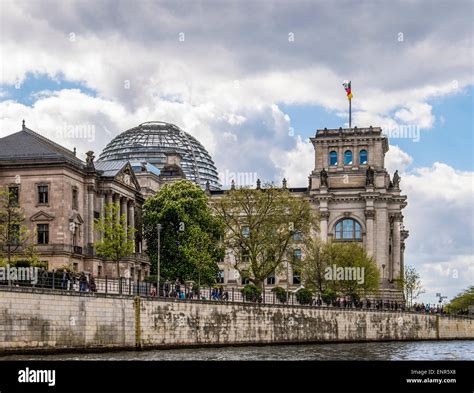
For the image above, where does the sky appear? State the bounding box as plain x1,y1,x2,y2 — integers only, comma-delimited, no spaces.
0,0,472,304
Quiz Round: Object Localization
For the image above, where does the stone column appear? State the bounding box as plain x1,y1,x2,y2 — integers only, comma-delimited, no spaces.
106,190,113,206
121,197,128,234
128,201,135,230
364,209,375,257
338,146,344,169
320,211,329,241
87,186,95,248
114,194,121,222
128,200,135,245
98,192,105,241
391,213,402,281
375,204,388,286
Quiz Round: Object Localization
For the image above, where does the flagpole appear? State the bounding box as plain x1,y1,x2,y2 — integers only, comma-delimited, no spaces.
349,99,351,129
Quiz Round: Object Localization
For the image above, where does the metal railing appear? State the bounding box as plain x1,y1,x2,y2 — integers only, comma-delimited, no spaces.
0,273,471,319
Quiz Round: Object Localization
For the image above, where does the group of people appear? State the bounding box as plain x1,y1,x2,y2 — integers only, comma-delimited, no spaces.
411,303,445,314
149,280,230,301
60,269,97,292
308,297,405,310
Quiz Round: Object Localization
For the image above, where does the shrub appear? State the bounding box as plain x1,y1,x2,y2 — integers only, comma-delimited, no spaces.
321,288,337,305
296,288,313,305
272,286,288,303
241,284,262,302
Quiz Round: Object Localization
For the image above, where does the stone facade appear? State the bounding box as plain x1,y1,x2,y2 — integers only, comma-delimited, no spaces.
309,127,408,300
0,125,149,279
1,123,408,298
0,288,471,353
213,127,408,300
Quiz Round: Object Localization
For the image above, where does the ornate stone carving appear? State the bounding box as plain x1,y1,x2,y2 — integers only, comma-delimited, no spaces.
320,168,328,187
365,166,375,186
392,170,401,189
320,211,330,220
85,151,95,170
365,209,376,219
391,212,403,222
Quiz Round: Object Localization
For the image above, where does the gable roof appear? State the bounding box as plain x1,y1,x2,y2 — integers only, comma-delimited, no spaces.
0,127,84,167
95,160,141,191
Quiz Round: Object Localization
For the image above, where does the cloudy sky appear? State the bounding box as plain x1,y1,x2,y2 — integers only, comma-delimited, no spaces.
0,0,472,303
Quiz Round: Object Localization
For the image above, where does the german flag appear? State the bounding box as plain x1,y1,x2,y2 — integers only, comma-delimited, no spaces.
342,80,353,100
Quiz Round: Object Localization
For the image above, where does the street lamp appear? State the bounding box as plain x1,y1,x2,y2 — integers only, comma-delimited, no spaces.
381,264,385,309
157,224,162,296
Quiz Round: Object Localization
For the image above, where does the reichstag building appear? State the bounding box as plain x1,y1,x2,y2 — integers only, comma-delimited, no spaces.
0,121,408,301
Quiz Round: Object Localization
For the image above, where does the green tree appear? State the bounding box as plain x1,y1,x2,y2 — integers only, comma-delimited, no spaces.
399,265,424,307
95,202,136,277
212,183,316,289
301,241,379,302
143,180,224,285
445,286,474,314
299,238,329,294
0,189,35,264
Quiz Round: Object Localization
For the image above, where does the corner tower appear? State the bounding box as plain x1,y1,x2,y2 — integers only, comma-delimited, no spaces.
309,127,408,301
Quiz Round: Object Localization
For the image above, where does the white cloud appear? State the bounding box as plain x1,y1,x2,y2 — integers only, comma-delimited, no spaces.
385,145,414,174
401,162,474,303
271,134,314,187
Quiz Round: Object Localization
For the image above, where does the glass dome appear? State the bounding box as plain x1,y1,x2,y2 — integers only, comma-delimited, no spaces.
99,121,221,189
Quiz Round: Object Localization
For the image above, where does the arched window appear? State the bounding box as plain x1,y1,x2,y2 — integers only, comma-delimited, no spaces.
334,218,362,240
344,150,353,165
329,151,338,166
359,149,368,165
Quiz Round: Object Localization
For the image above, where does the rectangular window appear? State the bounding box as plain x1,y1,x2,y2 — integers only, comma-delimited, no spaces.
293,248,302,262
8,186,19,206
241,247,250,262
267,273,276,285
241,276,250,285
241,226,250,238
38,185,49,204
37,224,49,244
217,270,224,284
293,268,301,285
72,188,78,210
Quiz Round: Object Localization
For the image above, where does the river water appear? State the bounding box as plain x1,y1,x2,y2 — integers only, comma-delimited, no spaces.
1,340,473,361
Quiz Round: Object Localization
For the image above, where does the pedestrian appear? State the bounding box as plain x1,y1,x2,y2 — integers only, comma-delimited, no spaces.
150,285,157,297
174,280,180,298
79,272,88,292
70,271,77,291
89,275,97,292
61,269,68,290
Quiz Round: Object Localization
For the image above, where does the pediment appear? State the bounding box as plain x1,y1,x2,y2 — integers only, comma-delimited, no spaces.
69,212,84,224
115,162,141,191
30,211,55,222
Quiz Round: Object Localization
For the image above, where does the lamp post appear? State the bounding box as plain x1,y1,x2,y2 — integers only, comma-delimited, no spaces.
157,224,162,296
381,264,385,309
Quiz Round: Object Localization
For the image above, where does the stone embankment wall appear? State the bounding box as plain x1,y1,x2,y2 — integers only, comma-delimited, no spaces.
0,287,472,353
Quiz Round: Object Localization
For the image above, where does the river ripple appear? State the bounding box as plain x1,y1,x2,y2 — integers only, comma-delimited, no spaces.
1,340,473,361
